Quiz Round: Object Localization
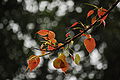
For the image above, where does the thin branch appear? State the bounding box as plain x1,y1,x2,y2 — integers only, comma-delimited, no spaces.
38,0,119,57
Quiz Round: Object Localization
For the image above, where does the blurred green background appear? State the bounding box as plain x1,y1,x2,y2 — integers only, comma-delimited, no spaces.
0,0,120,80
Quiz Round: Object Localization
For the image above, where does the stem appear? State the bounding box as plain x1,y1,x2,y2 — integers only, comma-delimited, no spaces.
38,0,119,57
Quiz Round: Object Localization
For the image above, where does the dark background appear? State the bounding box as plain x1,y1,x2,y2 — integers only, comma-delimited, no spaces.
0,0,120,80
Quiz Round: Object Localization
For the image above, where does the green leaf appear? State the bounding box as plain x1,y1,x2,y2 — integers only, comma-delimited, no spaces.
74,54,80,65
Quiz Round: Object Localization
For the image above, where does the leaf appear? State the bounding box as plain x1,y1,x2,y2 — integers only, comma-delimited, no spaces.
58,43,64,49
47,45,55,50
70,22,79,28
36,30,49,36
87,10,94,18
84,38,96,53
66,33,70,37
58,53,66,60
49,38,57,43
97,8,108,18
53,58,65,68
27,55,40,71
48,31,55,40
61,61,69,72
91,16,96,24
74,54,80,65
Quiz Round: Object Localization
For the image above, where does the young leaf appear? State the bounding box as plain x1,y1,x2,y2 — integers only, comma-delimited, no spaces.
87,10,94,18
48,31,55,40
36,30,49,36
27,55,40,71
58,43,64,49
91,16,96,24
66,33,70,37
97,8,108,18
84,38,96,53
74,54,80,65
70,22,79,28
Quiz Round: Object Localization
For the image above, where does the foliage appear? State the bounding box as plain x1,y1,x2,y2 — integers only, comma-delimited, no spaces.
25,1,118,73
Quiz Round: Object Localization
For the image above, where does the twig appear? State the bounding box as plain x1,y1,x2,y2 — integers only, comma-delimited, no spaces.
38,0,119,57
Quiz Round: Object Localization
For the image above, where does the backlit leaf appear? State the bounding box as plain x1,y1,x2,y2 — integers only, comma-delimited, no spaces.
36,30,49,36
87,10,94,18
70,22,79,28
66,33,70,37
53,58,65,68
91,16,96,24
48,31,55,39
84,38,96,53
27,55,40,71
74,54,80,65
97,8,108,18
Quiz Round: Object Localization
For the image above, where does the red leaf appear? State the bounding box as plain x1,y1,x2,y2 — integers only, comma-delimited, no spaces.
91,16,97,24
97,8,108,18
70,22,79,28
36,30,49,36
66,33,70,37
87,10,94,18
84,38,96,53
27,55,40,71
48,45,55,50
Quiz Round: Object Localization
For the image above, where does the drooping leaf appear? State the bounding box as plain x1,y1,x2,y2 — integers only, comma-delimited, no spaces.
74,54,80,65
27,55,40,71
91,16,96,24
87,10,94,18
84,38,96,53
53,58,65,68
61,61,69,72
36,30,49,36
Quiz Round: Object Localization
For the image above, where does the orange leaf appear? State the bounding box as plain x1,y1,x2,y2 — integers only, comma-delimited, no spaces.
91,16,97,24
61,61,69,72
48,31,55,40
58,43,64,49
27,55,40,71
53,58,65,68
87,10,94,18
36,30,49,36
49,38,57,43
47,45,55,50
84,38,96,53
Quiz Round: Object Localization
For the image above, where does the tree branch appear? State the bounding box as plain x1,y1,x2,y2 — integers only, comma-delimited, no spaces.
38,0,120,57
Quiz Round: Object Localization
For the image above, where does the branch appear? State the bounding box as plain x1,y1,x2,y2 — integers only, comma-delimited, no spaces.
38,0,120,57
